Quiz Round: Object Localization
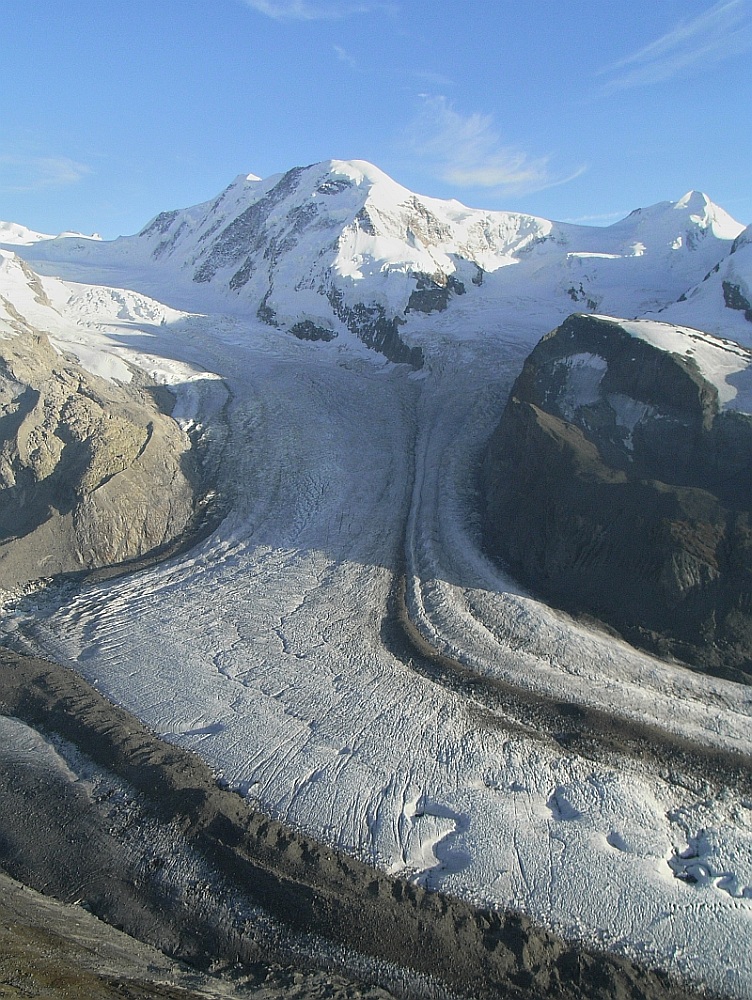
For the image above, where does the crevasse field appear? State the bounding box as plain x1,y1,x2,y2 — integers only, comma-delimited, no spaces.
2,166,752,997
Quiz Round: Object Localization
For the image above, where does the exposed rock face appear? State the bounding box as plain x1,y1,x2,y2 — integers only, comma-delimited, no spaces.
722,223,752,324
723,279,752,323
483,314,752,682
19,166,746,370
405,272,465,314
0,327,198,589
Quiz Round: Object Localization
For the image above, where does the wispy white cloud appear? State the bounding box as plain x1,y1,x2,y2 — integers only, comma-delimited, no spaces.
599,0,752,90
0,155,91,193
333,43,357,68
561,210,628,226
409,96,585,196
240,0,384,19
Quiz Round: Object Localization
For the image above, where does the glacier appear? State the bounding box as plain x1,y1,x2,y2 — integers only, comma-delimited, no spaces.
1,160,752,997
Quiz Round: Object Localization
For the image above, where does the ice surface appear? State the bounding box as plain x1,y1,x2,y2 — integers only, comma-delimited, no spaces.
2,313,750,998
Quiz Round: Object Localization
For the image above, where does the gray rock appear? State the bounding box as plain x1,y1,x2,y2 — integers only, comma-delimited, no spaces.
405,271,465,314
722,279,752,323
0,327,198,589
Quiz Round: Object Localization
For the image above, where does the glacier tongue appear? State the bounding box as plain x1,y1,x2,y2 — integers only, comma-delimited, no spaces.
2,319,750,999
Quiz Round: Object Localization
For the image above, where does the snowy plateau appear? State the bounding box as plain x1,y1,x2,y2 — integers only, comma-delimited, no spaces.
2,159,752,997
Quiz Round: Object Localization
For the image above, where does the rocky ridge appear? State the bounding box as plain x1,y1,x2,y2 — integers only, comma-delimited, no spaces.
483,313,752,682
0,258,200,590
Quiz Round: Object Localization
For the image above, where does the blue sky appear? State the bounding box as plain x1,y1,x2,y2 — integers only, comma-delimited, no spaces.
2,0,750,238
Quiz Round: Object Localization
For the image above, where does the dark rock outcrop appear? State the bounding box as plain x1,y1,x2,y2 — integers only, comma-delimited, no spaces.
290,319,337,342
405,271,465,314
327,288,424,368
483,314,752,682
723,279,752,323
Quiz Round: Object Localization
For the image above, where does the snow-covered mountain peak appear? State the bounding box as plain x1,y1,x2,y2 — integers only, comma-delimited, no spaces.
326,158,400,188
608,191,742,245
0,221,102,246
103,159,562,361
675,189,712,211
0,220,56,245
5,159,746,365
223,172,264,192
322,159,438,216
673,189,743,239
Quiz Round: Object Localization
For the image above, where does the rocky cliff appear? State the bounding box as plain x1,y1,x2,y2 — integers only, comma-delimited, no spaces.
0,325,199,590
483,313,752,682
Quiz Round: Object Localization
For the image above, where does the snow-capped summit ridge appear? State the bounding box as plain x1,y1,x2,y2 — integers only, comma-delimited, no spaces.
608,190,742,241
327,158,400,187
0,221,55,245
675,189,711,210
673,190,742,239
221,173,264,191
5,158,746,361
0,220,103,248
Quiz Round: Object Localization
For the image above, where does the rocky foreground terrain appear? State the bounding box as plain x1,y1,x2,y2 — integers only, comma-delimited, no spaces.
0,647,723,1000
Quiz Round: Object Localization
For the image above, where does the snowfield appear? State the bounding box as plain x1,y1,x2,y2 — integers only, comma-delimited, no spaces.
2,168,752,997
608,315,752,411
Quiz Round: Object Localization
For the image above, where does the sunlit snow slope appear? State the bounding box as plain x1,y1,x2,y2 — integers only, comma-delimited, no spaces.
11,162,746,357
2,163,752,998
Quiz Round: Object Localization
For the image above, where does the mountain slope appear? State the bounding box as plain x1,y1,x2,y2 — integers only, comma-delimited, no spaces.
0,251,201,588
10,162,744,362
483,313,752,680
657,223,752,341
3,165,752,999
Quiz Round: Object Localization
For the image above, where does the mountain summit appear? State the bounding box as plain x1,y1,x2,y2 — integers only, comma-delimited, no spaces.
7,160,747,363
